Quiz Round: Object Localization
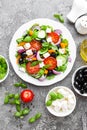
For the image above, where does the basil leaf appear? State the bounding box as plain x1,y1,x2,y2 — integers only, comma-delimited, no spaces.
54,14,64,23
57,93,64,99
49,92,57,100
31,61,41,67
46,100,52,106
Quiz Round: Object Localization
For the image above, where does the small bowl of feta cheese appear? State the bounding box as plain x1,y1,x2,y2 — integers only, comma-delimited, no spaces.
45,86,76,117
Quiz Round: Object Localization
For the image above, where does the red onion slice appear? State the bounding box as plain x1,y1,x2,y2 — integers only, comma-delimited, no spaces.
36,51,44,61
53,70,61,75
38,75,46,81
55,29,62,35
18,49,25,54
68,57,72,62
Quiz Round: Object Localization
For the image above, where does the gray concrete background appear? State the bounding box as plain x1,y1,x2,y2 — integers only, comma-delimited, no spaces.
0,0,87,130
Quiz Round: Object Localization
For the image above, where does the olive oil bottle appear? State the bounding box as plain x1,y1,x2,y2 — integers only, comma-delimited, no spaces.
80,39,87,62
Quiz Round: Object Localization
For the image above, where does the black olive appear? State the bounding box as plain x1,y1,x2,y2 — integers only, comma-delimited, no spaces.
79,73,83,79
83,74,87,80
83,82,87,89
41,39,46,43
19,58,24,64
76,84,82,90
80,88,84,94
32,50,37,55
50,53,57,58
74,81,79,88
75,76,81,83
83,68,87,75
57,44,61,48
21,52,27,58
76,69,83,77
47,70,53,76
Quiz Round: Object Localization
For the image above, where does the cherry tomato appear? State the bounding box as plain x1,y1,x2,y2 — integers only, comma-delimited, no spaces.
30,40,42,51
44,57,57,70
26,62,40,74
48,32,60,43
20,89,34,103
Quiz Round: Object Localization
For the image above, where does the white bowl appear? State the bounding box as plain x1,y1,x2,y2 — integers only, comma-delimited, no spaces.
45,86,76,117
0,55,9,83
72,65,87,96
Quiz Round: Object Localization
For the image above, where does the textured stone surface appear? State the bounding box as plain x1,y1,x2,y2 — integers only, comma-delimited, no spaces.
0,0,87,130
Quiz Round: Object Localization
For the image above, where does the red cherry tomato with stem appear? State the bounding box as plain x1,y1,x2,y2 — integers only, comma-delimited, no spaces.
20,89,34,103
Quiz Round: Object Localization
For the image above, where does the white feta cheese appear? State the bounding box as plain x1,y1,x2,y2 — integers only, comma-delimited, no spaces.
52,100,62,112
43,52,50,58
47,37,52,43
17,46,24,51
57,59,63,67
39,62,45,68
46,28,51,33
61,100,68,112
59,48,65,54
26,49,33,56
24,43,31,49
19,67,26,73
38,30,46,38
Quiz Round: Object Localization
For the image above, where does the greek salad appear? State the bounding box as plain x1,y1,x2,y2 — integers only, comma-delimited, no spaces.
16,24,70,80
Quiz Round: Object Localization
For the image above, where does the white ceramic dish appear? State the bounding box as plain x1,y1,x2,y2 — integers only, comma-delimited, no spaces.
72,65,87,96
45,86,76,117
9,18,76,86
0,55,9,83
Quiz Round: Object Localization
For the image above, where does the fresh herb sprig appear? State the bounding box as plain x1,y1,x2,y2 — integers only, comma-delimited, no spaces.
54,14,64,23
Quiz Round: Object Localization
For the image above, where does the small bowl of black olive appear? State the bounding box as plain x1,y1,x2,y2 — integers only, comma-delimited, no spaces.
72,66,87,96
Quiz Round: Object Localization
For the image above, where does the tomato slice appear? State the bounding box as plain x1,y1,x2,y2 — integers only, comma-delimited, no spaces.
20,89,34,103
26,62,40,74
30,40,42,51
44,57,57,70
48,32,60,43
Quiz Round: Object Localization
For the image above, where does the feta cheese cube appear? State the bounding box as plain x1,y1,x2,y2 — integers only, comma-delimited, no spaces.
59,49,65,54
39,62,45,68
43,52,50,58
19,67,26,73
26,49,33,56
61,100,68,112
57,59,63,67
47,37,52,43
24,43,31,49
17,46,24,51
46,28,51,33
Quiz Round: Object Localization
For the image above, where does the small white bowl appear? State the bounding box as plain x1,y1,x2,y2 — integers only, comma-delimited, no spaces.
72,65,87,96
45,86,76,117
0,55,9,83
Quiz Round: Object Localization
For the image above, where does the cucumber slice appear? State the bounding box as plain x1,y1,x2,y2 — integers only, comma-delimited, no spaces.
38,30,46,39
56,55,67,65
